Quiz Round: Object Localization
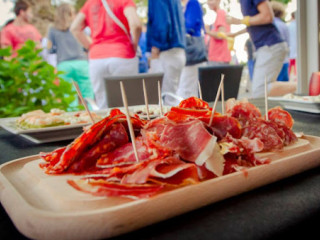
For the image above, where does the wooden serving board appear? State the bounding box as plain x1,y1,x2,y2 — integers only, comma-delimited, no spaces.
1,136,320,240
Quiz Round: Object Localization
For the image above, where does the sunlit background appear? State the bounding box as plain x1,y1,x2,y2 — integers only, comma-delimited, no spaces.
0,0,297,63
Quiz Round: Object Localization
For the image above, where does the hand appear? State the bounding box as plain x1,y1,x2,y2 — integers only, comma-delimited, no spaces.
151,46,160,59
226,32,235,38
226,15,242,25
217,32,227,39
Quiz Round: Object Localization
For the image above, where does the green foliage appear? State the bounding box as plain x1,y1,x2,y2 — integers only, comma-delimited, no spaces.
0,40,81,117
74,0,87,11
134,0,148,7
272,0,291,5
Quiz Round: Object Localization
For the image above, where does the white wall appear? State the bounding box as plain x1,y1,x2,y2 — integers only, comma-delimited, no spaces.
0,1,14,27
297,0,319,93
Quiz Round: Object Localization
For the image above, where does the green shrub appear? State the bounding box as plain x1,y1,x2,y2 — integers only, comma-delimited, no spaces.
0,40,82,117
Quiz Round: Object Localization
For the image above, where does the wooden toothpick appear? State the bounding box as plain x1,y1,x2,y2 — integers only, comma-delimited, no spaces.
198,81,203,100
221,79,225,115
142,79,150,120
265,76,269,121
158,81,163,117
120,81,139,163
72,81,95,125
209,74,225,126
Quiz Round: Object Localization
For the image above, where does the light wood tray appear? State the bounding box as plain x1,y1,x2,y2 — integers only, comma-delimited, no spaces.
1,136,320,240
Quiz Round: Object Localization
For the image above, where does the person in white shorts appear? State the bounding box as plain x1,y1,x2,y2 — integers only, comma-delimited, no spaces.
227,0,296,98
71,0,141,109
147,0,186,106
177,0,207,99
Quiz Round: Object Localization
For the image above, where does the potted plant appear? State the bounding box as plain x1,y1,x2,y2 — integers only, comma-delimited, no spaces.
0,40,82,118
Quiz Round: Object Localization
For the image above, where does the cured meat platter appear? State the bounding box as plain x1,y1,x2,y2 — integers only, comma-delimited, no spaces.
1,97,320,239
0,136,320,240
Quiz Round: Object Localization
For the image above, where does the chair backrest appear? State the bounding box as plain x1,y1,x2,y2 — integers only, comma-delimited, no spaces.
198,65,243,102
104,73,164,107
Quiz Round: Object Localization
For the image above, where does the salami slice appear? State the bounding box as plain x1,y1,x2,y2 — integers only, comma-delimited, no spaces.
242,119,284,151
178,97,210,109
267,107,294,128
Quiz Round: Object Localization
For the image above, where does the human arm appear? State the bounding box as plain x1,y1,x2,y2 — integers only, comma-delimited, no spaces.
206,9,230,39
227,1,273,26
70,12,92,50
205,25,228,39
228,28,247,38
124,6,142,52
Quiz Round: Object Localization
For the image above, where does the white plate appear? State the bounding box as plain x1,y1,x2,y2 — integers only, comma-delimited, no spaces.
0,106,170,143
268,96,320,113
0,110,109,143
0,136,319,240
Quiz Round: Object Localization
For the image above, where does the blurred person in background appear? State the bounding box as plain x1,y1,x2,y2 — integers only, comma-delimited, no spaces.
147,0,186,106
206,0,231,65
0,0,41,56
48,3,94,108
271,1,290,82
177,0,206,99
245,38,255,81
0,19,14,53
227,0,296,98
71,0,141,109
288,11,297,81
138,23,148,73
244,37,255,92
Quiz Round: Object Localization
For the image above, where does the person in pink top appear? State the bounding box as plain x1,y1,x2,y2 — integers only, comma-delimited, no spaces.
1,0,41,55
71,0,142,109
206,0,231,65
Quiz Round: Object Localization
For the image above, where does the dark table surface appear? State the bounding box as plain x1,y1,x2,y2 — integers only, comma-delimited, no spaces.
1,98,320,240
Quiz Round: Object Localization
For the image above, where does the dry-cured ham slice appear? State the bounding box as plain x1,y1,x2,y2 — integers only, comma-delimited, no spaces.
267,106,294,128
121,156,199,185
202,115,242,140
68,179,164,199
67,123,129,172
226,98,262,127
143,119,225,176
68,157,200,199
42,110,145,173
39,147,66,169
96,136,168,168
219,135,268,175
159,120,211,162
219,135,264,155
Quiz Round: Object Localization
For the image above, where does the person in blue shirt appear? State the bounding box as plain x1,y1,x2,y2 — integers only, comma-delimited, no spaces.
147,0,186,106
228,0,296,98
177,0,206,99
